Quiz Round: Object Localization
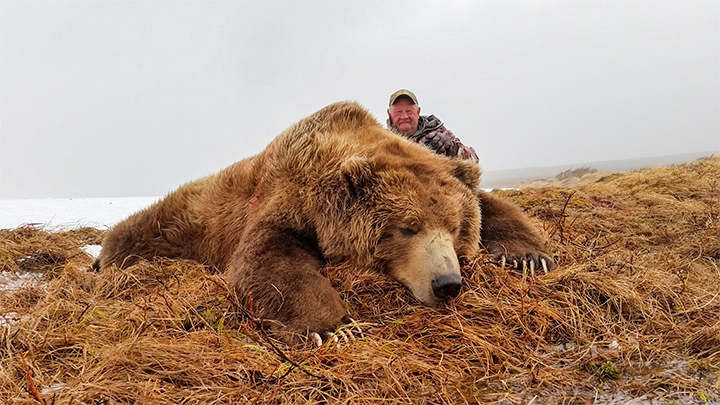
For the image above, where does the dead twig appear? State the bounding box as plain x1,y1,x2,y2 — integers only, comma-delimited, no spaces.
20,352,44,405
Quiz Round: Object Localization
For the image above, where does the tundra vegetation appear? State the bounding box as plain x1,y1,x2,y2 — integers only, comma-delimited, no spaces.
1,156,718,404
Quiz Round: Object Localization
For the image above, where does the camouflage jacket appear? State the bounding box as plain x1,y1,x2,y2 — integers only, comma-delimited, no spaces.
387,115,479,163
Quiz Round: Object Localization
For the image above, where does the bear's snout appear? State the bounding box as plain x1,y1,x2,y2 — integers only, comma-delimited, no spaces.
431,273,462,301
389,229,463,307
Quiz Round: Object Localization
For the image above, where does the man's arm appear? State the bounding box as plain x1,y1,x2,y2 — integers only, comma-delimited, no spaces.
421,124,479,163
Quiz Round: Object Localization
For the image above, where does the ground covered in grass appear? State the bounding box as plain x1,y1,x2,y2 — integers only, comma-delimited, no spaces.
1,157,719,404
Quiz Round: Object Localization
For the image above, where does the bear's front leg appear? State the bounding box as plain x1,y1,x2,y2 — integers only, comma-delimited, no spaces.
477,190,556,274
227,224,354,346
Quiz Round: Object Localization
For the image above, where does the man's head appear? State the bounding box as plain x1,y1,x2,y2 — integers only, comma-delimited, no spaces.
387,89,420,136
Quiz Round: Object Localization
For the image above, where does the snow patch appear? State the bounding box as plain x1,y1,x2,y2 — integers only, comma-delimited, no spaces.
81,245,103,259
0,270,45,292
0,197,159,230
0,312,23,328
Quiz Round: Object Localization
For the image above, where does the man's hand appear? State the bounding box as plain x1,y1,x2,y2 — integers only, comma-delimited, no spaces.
423,130,460,157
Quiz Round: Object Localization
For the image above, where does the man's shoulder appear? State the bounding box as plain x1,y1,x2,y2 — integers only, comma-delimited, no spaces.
414,114,479,163
420,114,443,125
419,114,446,132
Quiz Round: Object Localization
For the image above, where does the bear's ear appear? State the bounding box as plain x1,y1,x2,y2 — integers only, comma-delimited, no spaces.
452,159,481,189
340,156,379,197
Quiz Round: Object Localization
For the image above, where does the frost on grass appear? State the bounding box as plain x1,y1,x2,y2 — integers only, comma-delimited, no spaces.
0,270,45,293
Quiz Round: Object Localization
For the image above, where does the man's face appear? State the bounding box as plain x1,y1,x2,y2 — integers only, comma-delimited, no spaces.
387,98,420,136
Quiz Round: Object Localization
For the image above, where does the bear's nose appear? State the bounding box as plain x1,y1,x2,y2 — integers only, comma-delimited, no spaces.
431,274,462,301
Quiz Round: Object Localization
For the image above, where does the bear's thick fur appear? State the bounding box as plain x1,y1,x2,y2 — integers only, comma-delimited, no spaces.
96,102,553,343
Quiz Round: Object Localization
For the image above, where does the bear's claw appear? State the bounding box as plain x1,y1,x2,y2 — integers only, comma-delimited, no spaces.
497,255,553,276
312,332,323,347
310,318,365,348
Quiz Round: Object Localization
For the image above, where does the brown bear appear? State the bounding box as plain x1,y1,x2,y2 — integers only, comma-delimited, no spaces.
95,101,553,344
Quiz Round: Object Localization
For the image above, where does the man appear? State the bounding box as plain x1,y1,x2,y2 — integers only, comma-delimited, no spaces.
386,89,555,274
387,89,479,163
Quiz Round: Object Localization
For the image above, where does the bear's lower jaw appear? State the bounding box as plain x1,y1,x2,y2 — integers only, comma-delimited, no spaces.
401,277,463,307
410,289,454,308
438,295,459,307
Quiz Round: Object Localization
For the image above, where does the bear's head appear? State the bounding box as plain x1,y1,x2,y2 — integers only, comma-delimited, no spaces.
315,138,482,307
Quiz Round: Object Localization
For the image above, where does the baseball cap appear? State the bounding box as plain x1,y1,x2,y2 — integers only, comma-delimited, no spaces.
388,89,418,106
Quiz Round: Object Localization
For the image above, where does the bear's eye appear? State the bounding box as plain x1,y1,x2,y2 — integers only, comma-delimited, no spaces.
400,227,417,238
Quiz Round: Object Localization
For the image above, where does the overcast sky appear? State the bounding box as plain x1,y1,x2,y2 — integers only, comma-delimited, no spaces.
1,0,718,199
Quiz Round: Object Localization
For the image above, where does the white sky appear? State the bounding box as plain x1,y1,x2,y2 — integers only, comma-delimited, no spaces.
1,0,718,199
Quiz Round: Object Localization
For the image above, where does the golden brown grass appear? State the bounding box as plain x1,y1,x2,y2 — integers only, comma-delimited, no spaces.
1,156,719,404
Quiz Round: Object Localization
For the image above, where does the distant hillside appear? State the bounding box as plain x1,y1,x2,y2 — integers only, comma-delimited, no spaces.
481,150,718,189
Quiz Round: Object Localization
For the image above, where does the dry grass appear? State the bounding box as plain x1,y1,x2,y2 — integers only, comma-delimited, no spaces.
1,156,719,404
